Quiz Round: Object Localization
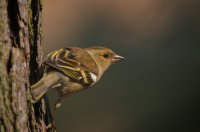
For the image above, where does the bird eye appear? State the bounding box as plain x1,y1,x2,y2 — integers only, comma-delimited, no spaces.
103,53,109,58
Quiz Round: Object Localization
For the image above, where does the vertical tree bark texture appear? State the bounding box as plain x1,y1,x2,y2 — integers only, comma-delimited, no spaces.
0,0,55,131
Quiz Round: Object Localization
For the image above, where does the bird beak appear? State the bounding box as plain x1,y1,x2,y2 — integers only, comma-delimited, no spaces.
112,54,125,63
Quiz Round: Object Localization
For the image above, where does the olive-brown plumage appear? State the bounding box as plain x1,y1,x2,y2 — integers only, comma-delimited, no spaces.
31,46,124,109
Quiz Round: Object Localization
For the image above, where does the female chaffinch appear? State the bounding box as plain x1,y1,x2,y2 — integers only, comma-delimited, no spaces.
31,46,124,109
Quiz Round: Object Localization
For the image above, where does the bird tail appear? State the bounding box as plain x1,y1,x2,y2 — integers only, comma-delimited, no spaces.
31,72,60,103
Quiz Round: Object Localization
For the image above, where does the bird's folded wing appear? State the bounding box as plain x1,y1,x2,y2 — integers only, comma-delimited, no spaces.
43,48,95,86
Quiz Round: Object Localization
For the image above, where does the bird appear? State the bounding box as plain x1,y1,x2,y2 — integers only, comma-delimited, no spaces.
31,46,124,110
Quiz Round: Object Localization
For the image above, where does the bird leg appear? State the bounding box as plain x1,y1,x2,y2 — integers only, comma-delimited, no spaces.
54,82,84,110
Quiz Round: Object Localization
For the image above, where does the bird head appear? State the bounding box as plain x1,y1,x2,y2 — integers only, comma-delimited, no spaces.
85,46,124,73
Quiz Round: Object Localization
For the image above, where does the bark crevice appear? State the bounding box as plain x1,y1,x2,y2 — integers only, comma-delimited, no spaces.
6,50,12,74
7,0,20,47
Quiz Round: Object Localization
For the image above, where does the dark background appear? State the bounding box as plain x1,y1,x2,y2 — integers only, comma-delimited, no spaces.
43,0,200,132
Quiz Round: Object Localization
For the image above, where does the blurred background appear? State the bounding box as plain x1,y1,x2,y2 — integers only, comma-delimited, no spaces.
43,0,200,132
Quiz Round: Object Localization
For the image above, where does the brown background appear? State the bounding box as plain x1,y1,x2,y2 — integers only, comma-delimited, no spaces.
43,0,200,132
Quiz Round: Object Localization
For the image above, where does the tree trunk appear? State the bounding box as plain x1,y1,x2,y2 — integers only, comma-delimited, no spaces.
0,0,55,131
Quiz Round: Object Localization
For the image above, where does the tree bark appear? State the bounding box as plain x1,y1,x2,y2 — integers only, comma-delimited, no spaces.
0,0,55,131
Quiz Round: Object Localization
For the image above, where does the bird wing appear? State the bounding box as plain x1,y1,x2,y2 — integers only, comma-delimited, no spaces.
43,48,96,86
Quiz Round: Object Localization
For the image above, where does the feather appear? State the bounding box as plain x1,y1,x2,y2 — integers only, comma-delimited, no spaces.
43,48,97,86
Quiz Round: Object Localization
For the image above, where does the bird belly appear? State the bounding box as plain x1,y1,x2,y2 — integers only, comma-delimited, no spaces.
56,81,85,96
